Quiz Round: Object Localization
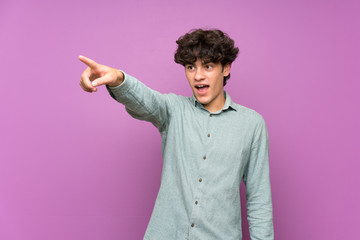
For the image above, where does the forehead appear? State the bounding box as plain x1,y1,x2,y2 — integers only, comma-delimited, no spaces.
187,58,219,66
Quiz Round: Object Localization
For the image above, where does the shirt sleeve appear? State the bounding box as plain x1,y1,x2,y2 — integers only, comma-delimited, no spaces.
243,116,274,240
106,71,170,131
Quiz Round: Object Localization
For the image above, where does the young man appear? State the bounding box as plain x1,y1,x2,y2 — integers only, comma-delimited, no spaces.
79,29,274,240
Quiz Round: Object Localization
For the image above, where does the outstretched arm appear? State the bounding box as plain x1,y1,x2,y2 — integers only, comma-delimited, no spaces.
78,55,171,131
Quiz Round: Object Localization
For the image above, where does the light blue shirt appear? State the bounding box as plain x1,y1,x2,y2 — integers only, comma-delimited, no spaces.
107,72,274,240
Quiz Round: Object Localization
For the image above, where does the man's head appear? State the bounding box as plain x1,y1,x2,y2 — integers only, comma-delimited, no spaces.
174,29,239,112
174,28,239,86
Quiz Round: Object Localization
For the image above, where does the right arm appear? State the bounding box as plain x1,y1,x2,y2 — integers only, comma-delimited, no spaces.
78,55,170,130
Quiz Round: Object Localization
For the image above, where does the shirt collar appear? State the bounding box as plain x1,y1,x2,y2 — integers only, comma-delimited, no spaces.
190,91,237,112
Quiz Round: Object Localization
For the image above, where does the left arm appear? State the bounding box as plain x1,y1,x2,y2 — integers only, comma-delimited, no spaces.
243,116,274,240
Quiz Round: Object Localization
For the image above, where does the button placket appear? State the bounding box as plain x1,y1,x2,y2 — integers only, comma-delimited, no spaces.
189,176,203,230
190,111,212,235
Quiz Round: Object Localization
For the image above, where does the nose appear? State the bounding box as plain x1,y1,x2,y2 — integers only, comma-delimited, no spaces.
194,68,205,81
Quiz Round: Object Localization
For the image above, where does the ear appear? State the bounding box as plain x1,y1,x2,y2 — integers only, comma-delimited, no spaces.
223,63,231,77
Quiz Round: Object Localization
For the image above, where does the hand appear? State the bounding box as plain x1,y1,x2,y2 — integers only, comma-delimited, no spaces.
78,55,124,93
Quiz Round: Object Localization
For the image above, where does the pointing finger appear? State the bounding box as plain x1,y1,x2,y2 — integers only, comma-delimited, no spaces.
78,55,99,69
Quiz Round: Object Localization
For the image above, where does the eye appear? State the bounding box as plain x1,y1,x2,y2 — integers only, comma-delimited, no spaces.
205,64,213,70
186,65,195,71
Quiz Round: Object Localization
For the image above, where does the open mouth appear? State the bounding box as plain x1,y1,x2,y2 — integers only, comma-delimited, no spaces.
195,85,209,94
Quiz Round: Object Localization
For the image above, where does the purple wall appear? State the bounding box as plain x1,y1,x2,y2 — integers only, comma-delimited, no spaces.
1,0,359,239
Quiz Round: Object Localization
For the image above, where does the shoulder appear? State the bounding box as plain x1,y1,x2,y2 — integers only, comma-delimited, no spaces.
162,93,193,106
232,102,265,123
225,91,264,124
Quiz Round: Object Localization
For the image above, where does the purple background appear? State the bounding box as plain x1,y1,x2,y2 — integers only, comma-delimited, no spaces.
1,0,359,239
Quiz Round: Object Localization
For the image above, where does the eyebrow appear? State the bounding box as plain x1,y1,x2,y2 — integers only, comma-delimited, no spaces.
201,60,213,65
184,61,214,66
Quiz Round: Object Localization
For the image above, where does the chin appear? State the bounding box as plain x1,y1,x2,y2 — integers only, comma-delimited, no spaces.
196,97,210,105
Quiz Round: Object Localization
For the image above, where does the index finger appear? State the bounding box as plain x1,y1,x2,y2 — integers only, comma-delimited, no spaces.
78,55,98,69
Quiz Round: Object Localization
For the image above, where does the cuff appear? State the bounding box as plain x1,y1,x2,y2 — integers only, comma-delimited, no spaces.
106,71,134,100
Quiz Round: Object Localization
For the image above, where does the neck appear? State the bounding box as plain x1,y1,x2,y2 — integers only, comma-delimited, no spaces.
203,92,226,113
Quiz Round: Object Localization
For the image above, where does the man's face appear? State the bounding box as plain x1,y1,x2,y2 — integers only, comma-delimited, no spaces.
185,59,231,112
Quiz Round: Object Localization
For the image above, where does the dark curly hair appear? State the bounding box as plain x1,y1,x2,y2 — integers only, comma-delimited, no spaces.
174,28,239,86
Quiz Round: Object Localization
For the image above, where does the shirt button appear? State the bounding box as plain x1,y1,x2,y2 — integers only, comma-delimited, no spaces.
203,155,206,160
195,201,198,205
207,134,210,138
199,178,202,182
191,223,195,227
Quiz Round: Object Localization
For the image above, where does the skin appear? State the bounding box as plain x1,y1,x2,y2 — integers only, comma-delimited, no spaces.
79,56,231,113
185,59,231,113
78,55,124,93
